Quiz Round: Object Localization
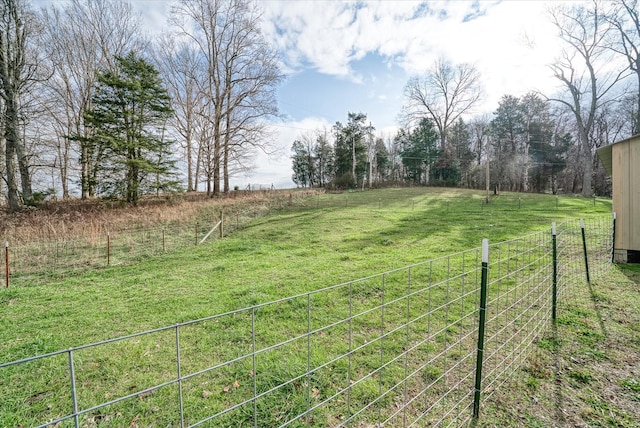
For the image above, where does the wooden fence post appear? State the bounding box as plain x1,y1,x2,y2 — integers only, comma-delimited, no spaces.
5,241,9,288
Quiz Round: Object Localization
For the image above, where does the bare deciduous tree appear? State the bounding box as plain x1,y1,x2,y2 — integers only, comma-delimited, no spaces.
171,0,283,195
0,97,5,205
607,0,640,134
547,1,627,196
403,57,483,151
154,37,205,192
40,0,145,199
0,0,38,210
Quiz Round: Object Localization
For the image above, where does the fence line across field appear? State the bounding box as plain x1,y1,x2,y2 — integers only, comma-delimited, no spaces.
0,215,613,427
1,191,610,287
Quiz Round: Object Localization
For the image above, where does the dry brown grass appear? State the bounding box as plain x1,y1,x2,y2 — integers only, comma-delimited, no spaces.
0,189,321,245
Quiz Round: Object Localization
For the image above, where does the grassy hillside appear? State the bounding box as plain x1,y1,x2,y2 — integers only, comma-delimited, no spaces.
1,188,611,360
2,187,626,427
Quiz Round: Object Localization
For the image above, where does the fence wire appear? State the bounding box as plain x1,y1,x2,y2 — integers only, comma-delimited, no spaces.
0,195,289,285
0,215,614,427
481,230,553,402
1,191,609,287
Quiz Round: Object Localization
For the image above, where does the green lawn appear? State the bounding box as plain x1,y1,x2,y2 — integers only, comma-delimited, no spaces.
479,264,640,427
0,187,615,427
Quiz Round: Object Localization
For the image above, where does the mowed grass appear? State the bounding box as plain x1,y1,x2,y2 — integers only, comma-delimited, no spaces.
1,188,611,357
0,187,613,426
479,264,640,427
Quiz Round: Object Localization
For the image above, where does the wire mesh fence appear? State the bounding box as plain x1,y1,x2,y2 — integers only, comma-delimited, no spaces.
0,192,297,285
0,190,611,287
310,191,607,212
481,231,554,405
0,215,614,427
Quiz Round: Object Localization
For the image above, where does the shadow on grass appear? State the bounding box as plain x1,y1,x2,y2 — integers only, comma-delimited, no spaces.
618,263,640,285
550,323,566,427
585,280,608,338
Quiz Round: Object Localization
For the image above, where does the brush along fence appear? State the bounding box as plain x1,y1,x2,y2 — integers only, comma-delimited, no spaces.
0,191,610,287
0,216,613,427
1,212,244,286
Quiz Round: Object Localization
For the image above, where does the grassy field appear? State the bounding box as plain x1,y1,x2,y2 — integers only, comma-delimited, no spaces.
0,187,626,427
1,188,612,356
479,263,640,427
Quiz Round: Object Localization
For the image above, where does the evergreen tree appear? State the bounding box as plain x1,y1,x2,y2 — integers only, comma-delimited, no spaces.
313,133,334,187
374,138,390,182
291,140,312,187
333,112,372,188
529,127,570,193
397,118,439,184
489,95,526,190
448,119,475,187
84,52,177,203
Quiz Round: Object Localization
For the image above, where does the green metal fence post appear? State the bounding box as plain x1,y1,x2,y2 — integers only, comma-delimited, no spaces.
580,218,590,284
552,222,557,322
473,238,489,419
611,212,616,264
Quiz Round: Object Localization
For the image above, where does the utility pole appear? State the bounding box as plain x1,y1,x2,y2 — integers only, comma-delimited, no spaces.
368,122,374,188
485,138,490,205
352,134,356,185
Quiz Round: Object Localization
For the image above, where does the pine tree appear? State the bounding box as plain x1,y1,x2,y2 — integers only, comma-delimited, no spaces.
397,118,439,184
84,52,177,203
333,112,372,188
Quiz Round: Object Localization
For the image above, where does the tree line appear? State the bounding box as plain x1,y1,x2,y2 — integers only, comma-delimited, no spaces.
0,0,282,211
292,1,640,197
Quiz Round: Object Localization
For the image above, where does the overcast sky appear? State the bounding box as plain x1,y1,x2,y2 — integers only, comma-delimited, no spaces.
40,0,583,189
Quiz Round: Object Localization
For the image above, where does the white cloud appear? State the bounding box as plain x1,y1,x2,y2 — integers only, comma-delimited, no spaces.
262,1,366,78
44,0,597,188
261,0,573,112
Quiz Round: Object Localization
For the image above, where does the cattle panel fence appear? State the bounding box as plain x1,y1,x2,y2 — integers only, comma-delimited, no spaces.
0,215,613,427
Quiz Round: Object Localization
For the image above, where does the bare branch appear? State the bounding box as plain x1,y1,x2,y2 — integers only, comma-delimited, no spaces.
402,57,483,151
547,0,626,196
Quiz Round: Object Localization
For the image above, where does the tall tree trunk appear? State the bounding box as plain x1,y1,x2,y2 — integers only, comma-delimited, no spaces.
81,142,90,198
195,142,202,192
223,144,229,193
0,133,5,206
223,85,231,193
58,134,70,198
213,131,220,196
15,128,32,204
351,136,356,184
212,61,222,196
4,125,19,211
3,98,22,211
186,133,193,192
580,128,593,196
0,0,37,209
4,151,19,211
